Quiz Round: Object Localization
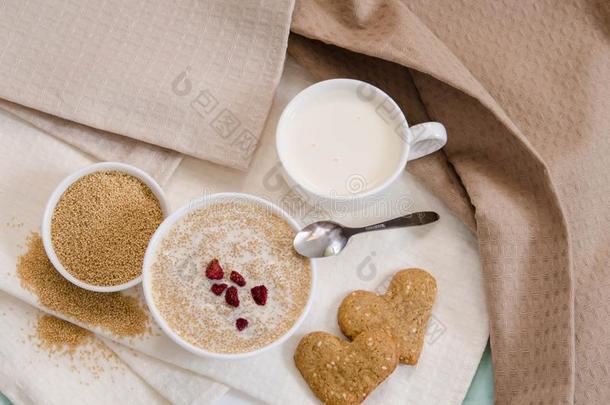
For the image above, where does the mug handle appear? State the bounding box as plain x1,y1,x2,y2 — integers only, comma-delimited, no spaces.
407,122,447,161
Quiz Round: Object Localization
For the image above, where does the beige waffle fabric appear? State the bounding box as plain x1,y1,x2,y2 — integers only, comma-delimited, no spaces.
0,0,294,172
290,1,609,404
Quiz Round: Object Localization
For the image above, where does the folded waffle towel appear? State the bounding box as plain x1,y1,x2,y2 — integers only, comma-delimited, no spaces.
0,291,227,405
0,0,294,171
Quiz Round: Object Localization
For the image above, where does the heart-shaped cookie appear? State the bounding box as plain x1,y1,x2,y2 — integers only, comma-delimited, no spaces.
294,330,398,405
338,268,436,364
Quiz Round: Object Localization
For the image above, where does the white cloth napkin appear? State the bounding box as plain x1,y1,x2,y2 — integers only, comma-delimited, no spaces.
0,292,163,405
0,109,227,405
105,340,228,405
0,291,228,405
0,100,182,186
0,58,488,404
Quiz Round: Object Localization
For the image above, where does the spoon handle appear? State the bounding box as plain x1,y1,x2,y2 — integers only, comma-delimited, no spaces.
344,211,439,237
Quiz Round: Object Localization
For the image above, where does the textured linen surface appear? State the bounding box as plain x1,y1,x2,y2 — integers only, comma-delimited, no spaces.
0,108,228,405
0,100,182,186
104,340,229,405
0,0,294,171
0,292,228,405
0,292,167,405
0,58,488,405
290,1,610,404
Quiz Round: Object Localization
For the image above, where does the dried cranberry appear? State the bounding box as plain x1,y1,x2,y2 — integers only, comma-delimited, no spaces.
230,271,246,287
251,285,268,306
225,286,240,307
235,318,249,331
210,283,227,296
205,259,224,280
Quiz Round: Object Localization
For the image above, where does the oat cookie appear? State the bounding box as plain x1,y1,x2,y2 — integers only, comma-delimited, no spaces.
338,268,437,364
294,330,398,405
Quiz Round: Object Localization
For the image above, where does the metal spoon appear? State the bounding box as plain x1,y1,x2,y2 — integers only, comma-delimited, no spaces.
293,211,439,258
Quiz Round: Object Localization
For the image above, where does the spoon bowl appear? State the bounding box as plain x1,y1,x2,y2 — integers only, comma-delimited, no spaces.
293,221,348,258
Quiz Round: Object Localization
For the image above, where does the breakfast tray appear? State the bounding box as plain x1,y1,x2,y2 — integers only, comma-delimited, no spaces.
0,62,489,405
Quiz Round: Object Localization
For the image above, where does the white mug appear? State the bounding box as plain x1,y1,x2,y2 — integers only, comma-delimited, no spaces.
276,79,447,207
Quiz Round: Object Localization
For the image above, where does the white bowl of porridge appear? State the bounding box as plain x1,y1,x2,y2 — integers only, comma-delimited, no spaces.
142,192,315,359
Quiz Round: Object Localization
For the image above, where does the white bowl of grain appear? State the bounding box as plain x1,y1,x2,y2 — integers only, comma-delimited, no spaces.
142,192,316,359
42,162,169,293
